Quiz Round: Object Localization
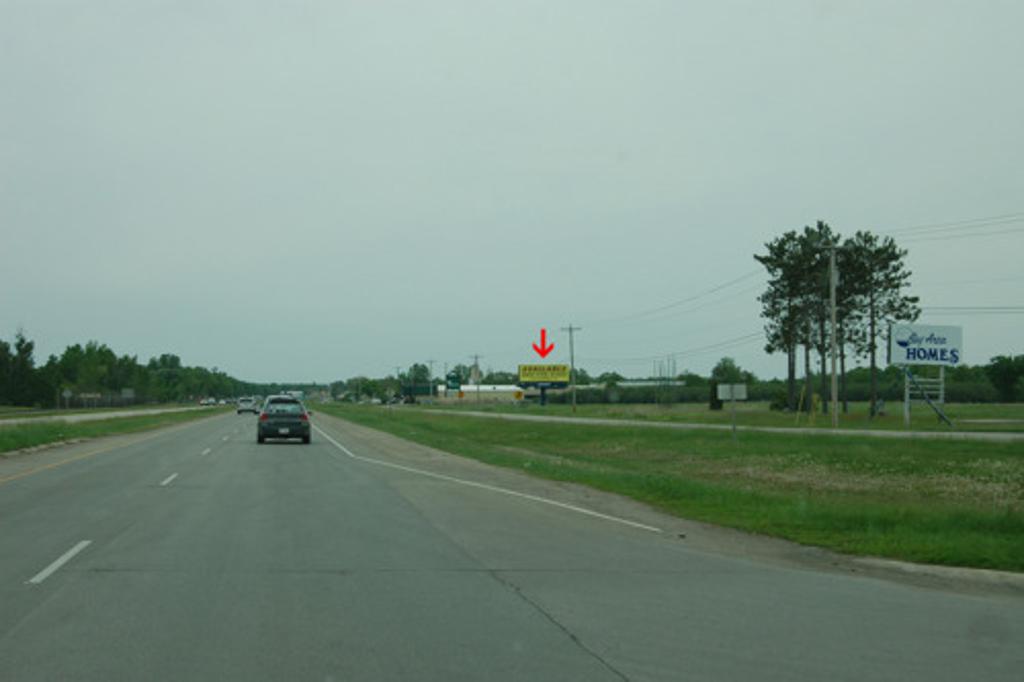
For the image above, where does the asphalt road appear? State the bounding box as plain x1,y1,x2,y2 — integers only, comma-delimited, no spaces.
0,411,1021,681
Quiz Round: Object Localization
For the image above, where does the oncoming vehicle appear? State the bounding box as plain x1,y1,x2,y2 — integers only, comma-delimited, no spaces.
257,395,311,444
236,396,258,414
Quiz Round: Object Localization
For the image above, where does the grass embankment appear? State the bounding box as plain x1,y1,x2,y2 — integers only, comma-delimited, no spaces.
0,404,202,421
0,409,228,455
320,403,1024,571
425,400,1024,433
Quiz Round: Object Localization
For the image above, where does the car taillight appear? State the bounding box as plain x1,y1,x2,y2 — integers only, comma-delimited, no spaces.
299,413,308,421
259,413,269,421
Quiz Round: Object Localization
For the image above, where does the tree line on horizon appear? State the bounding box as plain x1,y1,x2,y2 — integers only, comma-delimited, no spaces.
334,354,1024,405
0,331,312,408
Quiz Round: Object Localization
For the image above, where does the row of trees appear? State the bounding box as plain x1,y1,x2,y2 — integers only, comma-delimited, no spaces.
332,352,1023,406
0,331,295,407
756,221,919,414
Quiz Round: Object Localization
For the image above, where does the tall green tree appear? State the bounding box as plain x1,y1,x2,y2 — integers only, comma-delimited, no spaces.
845,231,920,415
986,355,1024,402
798,222,838,414
755,231,803,410
9,331,39,406
0,338,12,404
756,221,836,412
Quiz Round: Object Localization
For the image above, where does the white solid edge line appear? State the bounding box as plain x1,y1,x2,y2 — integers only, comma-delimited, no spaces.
312,425,662,534
160,473,178,486
27,540,92,585
201,448,211,456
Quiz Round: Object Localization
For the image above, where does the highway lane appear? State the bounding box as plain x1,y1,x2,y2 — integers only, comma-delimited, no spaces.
0,411,1021,681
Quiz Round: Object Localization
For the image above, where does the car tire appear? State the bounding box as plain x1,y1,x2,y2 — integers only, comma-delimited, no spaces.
257,434,265,444
302,435,311,445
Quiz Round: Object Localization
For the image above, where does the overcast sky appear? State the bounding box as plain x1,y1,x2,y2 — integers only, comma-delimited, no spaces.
2,1,1022,383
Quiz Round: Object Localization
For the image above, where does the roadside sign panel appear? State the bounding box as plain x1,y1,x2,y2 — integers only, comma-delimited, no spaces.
716,384,747,401
889,324,963,366
518,364,570,385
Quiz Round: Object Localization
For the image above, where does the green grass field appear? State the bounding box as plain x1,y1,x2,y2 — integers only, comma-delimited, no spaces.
0,409,228,455
424,400,1024,432
319,403,1024,572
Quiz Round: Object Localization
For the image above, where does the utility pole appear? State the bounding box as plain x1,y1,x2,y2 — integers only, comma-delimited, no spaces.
829,245,839,429
470,354,483,403
394,366,403,402
426,359,436,398
561,325,582,413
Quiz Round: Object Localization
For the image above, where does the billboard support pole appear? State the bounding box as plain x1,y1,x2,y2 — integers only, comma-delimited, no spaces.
903,367,953,427
731,388,737,441
903,369,911,428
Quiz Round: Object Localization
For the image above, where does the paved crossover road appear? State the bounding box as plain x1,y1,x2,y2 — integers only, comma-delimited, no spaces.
0,411,1021,681
0,406,211,428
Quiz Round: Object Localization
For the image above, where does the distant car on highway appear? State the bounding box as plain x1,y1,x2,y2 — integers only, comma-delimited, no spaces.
257,395,311,444
236,397,258,414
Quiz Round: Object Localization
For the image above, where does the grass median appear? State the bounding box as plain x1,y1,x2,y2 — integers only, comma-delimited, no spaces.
424,400,1024,433
319,403,1024,572
0,409,229,455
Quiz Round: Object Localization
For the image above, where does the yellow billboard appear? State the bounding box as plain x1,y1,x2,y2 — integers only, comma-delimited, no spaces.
518,364,570,384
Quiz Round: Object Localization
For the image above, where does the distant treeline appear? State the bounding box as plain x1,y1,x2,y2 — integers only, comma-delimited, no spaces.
338,355,1024,405
0,332,318,407
547,366,1007,406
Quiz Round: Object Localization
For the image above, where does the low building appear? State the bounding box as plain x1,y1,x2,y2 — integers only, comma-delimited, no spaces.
437,384,525,404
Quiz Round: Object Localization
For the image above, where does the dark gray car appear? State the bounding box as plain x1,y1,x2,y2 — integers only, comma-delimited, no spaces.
257,395,311,444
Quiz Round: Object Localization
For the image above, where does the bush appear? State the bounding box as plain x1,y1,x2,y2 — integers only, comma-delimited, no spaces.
708,381,723,411
769,389,788,411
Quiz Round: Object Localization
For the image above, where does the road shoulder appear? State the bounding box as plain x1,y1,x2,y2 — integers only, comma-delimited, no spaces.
313,410,1024,598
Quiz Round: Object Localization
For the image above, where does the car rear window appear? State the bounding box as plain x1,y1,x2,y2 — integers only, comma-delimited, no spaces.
266,401,303,415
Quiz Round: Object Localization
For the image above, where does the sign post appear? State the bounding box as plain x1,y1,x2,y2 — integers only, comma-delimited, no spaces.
716,384,748,439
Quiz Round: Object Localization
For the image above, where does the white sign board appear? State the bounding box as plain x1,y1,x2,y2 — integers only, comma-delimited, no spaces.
716,383,747,401
889,324,963,367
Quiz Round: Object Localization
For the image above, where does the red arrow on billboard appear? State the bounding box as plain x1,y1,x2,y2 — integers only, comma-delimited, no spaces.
532,328,555,358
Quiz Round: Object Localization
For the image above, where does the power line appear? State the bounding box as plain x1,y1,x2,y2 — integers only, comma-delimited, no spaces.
916,274,1024,287
584,269,761,327
922,305,1024,316
899,225,1024,243
878,211,1024,236
581,331,764,365
923,305,1024,310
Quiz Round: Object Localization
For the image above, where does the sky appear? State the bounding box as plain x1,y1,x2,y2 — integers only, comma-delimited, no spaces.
2,1,1022,384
